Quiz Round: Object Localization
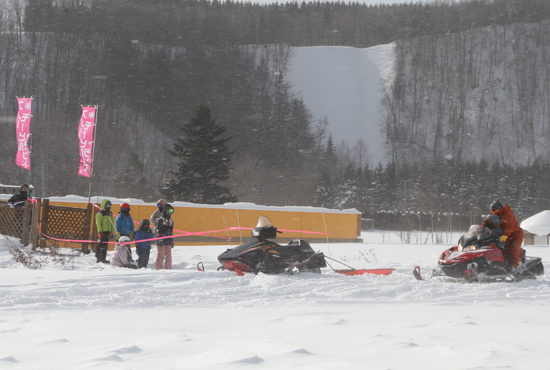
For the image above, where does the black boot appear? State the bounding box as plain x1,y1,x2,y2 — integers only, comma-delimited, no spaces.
126,245,134,262
100,246,110,264
96,254,106,263
95,246,101,263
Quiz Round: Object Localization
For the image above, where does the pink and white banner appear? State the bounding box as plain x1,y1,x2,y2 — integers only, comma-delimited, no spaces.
78,106,96,177
15,97,32,170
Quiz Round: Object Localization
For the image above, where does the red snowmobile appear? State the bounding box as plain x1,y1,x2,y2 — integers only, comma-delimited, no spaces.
414,224,544,282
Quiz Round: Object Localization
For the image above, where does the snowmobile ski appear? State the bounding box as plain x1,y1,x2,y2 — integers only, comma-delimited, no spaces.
413,266,424,280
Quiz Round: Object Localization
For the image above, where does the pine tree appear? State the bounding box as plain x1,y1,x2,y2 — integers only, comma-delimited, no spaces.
334,163,359,210
312,168,335,208
325,134,337,166
164,105,237,204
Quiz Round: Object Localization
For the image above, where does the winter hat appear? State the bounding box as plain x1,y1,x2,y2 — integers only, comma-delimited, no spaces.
157,199,167,209
120,203,130,214
101,199,112,211
163,204,174,217
119,236,131,244
490,199,503,212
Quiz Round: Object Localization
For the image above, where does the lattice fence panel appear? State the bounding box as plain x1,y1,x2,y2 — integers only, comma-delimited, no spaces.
0,202,25,239
43,206,88,240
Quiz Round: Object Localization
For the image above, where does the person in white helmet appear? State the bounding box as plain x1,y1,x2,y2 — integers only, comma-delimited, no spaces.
110,236,138,269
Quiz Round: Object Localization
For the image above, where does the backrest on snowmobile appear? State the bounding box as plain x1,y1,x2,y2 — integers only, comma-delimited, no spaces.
286,239,315,254
252,226,278,241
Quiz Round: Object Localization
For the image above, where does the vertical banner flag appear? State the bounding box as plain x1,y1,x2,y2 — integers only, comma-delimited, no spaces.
78,106,96,177
15,98,32,169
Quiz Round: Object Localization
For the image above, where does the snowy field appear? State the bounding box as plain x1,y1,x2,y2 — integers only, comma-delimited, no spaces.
1,230,550,370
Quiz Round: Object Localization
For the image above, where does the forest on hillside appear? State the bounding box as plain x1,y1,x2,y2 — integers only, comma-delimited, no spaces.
382,20,550,166
2,0,550,229
18,0,550,48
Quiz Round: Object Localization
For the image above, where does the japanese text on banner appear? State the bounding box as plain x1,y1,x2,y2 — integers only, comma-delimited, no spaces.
15,98,32,170
78,107,96,177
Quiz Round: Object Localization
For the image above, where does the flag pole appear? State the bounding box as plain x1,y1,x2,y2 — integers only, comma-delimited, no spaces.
86,105,98,202
27,96,35,188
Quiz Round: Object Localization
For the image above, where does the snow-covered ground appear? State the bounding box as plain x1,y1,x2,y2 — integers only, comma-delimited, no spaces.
1,230,550,369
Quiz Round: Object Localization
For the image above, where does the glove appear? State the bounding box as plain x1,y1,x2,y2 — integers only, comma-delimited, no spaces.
500,235,508,242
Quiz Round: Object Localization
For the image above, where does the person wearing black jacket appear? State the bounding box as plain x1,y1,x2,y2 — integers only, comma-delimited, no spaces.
155,204,174,270
8,184,31,208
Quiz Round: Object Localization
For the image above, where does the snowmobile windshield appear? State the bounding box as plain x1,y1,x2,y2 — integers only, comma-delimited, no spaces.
256,216,273,228
458,225,497,251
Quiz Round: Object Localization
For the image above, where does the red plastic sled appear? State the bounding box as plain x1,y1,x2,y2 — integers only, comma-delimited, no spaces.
335,268,395,276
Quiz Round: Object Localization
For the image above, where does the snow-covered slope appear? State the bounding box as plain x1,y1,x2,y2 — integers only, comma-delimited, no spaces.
286,44,395,165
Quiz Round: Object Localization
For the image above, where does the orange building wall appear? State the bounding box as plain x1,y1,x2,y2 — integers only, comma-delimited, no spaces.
46,200,361,248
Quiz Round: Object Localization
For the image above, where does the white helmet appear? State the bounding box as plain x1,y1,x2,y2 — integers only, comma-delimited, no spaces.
118,236,131,244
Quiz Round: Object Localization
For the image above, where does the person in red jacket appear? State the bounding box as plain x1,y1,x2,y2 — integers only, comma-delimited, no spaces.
490,199,524,269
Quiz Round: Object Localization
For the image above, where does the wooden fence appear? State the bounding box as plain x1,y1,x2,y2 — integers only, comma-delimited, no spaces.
0,200,35,245
0,199,95,253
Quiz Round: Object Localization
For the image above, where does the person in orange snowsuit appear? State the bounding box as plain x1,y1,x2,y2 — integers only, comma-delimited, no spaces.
490,199,524,269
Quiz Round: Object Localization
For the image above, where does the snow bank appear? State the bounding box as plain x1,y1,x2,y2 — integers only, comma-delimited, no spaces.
521,210,550,236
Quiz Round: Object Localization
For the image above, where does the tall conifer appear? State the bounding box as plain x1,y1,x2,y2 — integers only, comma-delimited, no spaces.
164,105,237,204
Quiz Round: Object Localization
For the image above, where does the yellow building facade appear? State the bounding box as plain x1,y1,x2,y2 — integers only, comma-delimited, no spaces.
44,197,362,247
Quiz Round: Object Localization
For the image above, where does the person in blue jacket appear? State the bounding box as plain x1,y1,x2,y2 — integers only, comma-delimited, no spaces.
134,219,154,268
481,214,504,248
115,202,135,260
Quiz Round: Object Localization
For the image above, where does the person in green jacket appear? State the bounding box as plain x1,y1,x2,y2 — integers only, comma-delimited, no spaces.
95,199,115,263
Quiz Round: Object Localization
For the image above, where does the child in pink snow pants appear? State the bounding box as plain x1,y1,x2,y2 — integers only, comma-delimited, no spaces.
156,239,172,269
156,204,174,269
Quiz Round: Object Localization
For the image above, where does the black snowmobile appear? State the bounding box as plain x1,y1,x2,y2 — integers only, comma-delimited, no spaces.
217,216,327,275
414,224,544,282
